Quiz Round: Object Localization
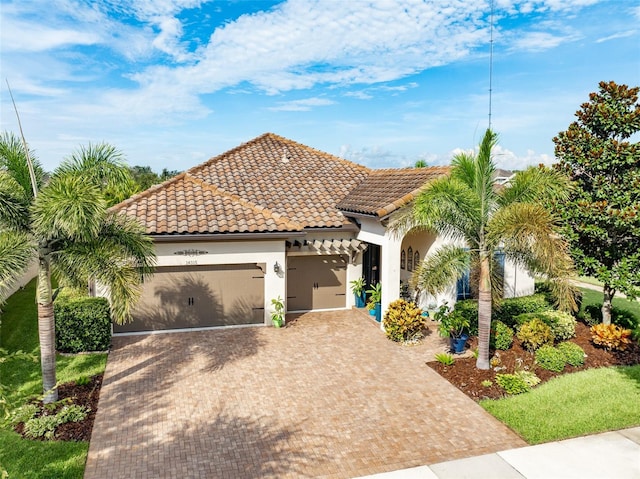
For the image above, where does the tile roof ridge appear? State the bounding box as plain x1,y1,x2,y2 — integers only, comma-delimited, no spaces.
263,132,372,173
110,172,188,211
369,165,451,174
183,174,303,231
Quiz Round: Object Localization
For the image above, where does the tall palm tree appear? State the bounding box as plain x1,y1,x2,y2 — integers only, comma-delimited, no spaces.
393,129,576,369
0,132,155,402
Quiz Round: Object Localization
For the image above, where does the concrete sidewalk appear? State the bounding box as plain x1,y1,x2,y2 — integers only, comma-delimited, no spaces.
356,427,640,479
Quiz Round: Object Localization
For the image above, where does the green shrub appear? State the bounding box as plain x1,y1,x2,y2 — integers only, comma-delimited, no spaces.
491,320,514,350
54,296,111,353
9,404,38,426
557,342,585,367
517,318,554,351
494,294,551,328
452,300,479,336
535,345,566,372
495,369,541,395
515,311,576,340
56,405,89,424
24,414,60,440
383,299,427,342
583,304,639,330
434,352,455,366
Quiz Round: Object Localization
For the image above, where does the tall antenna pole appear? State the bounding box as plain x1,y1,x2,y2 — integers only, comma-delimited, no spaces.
488,0,494,130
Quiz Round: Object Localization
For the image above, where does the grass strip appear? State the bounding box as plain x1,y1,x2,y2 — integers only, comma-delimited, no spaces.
481,365,640,444
1,279,107,479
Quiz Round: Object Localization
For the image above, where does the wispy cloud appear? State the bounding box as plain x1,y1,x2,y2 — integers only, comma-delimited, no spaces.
596,30,637,43
268,97,336,111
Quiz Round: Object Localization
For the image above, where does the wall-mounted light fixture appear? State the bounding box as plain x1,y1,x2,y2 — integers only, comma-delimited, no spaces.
274,261,281,273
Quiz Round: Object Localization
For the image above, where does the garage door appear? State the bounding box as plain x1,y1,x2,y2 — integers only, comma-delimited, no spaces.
286,255,347,311
114,263,265,333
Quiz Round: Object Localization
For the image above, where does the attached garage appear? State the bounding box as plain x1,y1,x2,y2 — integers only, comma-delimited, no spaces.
114,263,265,333
286,255,347,311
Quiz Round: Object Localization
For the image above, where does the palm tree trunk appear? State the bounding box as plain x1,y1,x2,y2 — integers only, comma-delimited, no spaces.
37,249,57,403
601,284,614,325
476,252,492,370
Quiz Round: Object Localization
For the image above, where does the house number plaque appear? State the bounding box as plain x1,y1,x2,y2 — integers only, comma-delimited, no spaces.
174,249,208,265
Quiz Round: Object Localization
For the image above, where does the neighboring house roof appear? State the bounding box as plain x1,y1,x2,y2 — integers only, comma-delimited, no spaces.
113,133,370,235
336,167,450,217
493,168,515,185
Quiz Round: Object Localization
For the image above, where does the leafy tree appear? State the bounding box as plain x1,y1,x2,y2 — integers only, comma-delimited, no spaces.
553,81,640,325
129,166,181,192
414,159,428,168
393,129,576,369
0,132,155,402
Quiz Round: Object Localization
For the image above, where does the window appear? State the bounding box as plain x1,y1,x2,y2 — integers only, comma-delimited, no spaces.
414,250,420,270
407,247,413,271
401,250,406,269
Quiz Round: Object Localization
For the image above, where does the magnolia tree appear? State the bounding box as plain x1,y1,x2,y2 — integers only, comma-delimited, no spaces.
553,81,640,324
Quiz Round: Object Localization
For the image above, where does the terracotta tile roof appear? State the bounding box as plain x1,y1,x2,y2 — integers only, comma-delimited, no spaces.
113,174,301,235
336,166,450,217
113,133,370,235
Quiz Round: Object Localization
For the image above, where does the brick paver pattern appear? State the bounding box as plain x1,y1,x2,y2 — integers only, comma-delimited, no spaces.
84,310,525,479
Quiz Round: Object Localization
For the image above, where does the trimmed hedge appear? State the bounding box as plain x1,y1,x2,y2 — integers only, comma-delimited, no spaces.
453,293,551,336
54,296,111,353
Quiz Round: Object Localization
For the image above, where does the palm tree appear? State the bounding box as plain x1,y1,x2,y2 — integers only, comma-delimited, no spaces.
393,129,576,369
0,132,155,402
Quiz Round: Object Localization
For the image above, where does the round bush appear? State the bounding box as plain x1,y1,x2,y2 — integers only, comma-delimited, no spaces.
535,345,566,372
517,318,554,351
491,320,514,350
556,342,585,367
383,299,428,342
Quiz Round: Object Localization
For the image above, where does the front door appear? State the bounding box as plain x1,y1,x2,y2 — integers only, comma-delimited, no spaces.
363,243,381,300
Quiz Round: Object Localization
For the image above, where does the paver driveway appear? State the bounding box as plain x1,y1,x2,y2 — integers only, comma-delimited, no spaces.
85,310,524,479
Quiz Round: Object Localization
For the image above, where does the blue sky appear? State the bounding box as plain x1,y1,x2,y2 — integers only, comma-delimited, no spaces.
1,0,639,173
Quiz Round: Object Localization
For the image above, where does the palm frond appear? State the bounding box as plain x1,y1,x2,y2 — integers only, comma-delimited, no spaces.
411,244,470,296
31,174,106,242
412,176,481,245
0,230,36,303
0,172,30,231
55,143,132,206
0,131,45,200
499,165,571,207
50,212,156,324
487,202,577,311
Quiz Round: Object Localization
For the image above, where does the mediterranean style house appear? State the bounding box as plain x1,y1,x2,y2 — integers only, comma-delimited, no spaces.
109,133,533,334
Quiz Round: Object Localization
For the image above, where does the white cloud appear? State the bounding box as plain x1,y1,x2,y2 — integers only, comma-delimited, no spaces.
1,20,101,51
510,31,571,51
596,30,637,43
268,97,336,112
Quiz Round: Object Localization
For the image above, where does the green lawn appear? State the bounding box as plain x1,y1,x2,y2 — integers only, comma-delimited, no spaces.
481,365,640,444
579,287,640,321
0,279,107,479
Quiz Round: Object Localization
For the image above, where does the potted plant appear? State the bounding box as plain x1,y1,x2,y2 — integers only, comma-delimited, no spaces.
366,300,376,316
350,277,366,308
366,282,382,322
433,303,470,353
270,296,285,328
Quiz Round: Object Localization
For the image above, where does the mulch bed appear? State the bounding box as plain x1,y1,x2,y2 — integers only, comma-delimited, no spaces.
13,374,103,442
427,322,640,401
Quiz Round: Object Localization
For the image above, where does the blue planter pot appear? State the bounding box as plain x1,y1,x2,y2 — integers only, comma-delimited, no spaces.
374,303,382,323
450,334,469,354
368,308,376,316
355,293,366,308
